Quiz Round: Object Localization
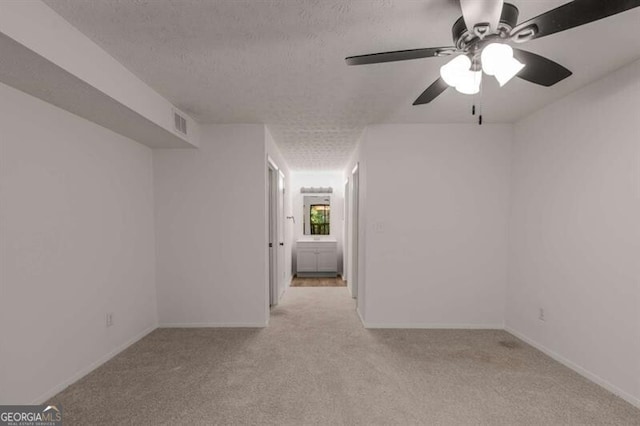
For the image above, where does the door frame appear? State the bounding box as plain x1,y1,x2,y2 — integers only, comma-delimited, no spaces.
344,178,350,292
267,157,280,307
350,163,360,300
277,170,286,295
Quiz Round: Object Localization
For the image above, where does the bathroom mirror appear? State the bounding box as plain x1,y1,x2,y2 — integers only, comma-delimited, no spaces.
303,195,330,235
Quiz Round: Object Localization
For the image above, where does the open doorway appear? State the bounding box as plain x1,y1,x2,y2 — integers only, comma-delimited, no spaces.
289,171,348,287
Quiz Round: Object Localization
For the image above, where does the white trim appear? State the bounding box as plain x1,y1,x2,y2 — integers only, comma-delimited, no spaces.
506,326,640,409
362,322,504,330
32,325,156,404
267,155,279,171
356,307,365,327
347,275,356,299
159,322,267,328
351,163,359,175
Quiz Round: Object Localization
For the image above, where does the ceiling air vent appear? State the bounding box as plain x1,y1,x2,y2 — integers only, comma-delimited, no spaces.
173,110,188,135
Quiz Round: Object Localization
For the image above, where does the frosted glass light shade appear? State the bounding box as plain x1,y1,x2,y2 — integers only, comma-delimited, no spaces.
493,57,525,86
440,55,472,87
455,70,482,94
440,55,482,95
481,43,525,86
481,43,511,76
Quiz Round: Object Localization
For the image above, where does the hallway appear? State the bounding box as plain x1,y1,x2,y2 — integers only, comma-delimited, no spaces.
49,288,639,425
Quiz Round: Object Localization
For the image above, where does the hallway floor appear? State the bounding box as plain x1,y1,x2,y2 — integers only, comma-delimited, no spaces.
49,288,640,425
290,275,346,287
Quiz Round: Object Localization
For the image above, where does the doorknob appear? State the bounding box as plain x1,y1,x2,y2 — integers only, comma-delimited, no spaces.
279,242,284,246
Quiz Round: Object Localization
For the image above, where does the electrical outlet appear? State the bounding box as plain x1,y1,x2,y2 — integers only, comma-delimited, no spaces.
538,308,546,322
106,313,114,327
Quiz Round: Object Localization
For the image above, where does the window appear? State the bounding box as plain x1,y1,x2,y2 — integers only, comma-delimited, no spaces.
310,204,330,235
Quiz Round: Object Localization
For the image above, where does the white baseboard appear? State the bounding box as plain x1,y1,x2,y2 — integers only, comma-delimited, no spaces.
159,322,267,328
356,307,365,326
348,283,356,299
506,326,640,409
362,322,504,330
32,324,157,404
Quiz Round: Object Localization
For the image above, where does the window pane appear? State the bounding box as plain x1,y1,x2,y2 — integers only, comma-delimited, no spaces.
310,204,330,235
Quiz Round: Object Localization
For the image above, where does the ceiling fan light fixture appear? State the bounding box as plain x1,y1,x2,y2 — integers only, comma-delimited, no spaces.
440,55,472,87
346,0,640,105
440,55,481,95
481,42,525,86
493,57,525,86
481,43,511,76
454,70,482,95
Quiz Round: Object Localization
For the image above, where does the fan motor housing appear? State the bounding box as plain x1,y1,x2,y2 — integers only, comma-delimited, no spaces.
452,3,519,51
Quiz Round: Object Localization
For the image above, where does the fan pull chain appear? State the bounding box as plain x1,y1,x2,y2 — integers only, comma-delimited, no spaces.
478,75,483,126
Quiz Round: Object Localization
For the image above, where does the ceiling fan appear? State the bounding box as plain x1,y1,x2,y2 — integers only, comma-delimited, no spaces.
345,0,640,107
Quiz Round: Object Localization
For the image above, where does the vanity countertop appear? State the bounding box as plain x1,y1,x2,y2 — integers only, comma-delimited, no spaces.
297,238,337,243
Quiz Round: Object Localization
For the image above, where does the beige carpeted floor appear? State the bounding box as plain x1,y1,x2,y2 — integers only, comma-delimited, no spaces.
49,288,640,425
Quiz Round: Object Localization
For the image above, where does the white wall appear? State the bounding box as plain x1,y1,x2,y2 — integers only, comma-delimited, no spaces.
0,82,157,404
507,59,640,407
153,125,269,327
360,124,512,328
0,0,198,147
290,171,345,275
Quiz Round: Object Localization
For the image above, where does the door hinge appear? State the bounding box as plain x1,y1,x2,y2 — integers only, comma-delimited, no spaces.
269,243,273,248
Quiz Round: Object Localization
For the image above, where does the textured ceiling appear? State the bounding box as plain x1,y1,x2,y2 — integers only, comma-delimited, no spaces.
45,0,640,170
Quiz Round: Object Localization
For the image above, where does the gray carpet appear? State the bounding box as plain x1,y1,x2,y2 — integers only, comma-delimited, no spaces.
49,287,640,425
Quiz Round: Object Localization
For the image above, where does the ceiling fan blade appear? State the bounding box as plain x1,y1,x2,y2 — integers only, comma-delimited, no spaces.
511,0,640,42
345,47,456,65
512,49,572,87
460,0,504,33
413,78,449,105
